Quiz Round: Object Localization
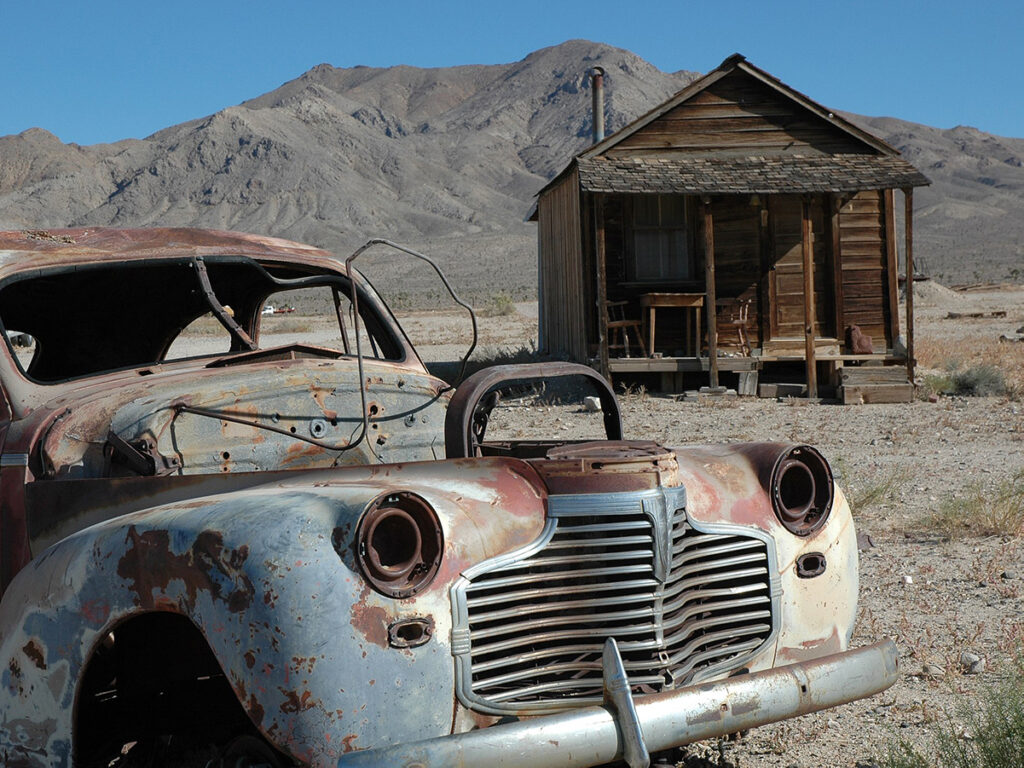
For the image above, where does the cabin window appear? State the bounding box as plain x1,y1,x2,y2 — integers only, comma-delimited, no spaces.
632,195,690,281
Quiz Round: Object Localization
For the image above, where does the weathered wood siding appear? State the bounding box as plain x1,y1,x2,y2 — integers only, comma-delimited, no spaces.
837,190,892,349
768,196,831,339
538,168,587,361
706,197,762,350
608,71,871,156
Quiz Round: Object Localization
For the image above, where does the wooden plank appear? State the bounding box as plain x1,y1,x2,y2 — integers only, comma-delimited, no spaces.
608,357,759,373
737,371,759,396
638,117,835,135
839,383,914,405
614,136,859,152
884,189,900,347
802,197,818,398
905,187,915,383
704,198,718,387
843,196,883,214
595,193,610,382
663,103,800,120
829,194,845,346
839,213,885,228
840,366,910,384
766,199,779,341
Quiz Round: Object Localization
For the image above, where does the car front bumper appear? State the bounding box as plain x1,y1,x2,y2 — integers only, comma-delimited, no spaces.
337,638,898,768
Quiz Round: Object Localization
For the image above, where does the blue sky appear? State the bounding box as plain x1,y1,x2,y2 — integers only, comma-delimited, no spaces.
1,0,1020,145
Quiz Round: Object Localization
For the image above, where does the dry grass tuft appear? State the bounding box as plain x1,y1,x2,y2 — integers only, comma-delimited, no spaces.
922,471,1024,539
849,466,913,512
881,656,1024,768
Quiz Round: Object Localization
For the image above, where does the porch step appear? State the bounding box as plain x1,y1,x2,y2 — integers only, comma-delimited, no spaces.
758,382,807,398
839,365,911,385
838,382,914,404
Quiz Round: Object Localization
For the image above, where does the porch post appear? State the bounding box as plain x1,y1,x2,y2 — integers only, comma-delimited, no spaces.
904,187,915,386
703,196,718,388
801,196,818,399
594,193,610,382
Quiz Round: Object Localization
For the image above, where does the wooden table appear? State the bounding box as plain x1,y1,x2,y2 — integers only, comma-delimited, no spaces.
640,293,704,357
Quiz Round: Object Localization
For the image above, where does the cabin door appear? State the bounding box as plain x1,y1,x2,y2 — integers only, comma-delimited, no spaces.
767,196,833,341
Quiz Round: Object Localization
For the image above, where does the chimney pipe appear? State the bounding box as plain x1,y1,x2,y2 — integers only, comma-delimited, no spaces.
590,67,605,144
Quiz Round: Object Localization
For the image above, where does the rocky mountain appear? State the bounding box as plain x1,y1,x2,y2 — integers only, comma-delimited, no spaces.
0,39,1020,304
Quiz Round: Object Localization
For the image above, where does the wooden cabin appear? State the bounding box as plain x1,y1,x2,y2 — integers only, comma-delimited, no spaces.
532,54,930,400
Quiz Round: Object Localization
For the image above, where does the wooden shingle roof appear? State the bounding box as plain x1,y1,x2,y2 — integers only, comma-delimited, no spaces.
535,53,930,201
577,153,930,194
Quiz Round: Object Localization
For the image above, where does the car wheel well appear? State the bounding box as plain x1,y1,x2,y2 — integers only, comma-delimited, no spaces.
74,611,288,767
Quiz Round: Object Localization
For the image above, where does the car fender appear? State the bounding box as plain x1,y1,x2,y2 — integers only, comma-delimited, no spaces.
0,458,548,767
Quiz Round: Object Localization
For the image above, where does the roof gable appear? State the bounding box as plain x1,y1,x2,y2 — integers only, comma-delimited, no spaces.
581,54,898,160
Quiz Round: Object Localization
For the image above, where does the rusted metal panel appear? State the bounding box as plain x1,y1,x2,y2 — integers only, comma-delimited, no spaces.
0,458,549,767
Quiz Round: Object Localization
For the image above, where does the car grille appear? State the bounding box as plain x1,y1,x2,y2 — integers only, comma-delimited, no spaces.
451,488,777,713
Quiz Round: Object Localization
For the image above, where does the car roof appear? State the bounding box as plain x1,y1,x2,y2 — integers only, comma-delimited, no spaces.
0,227,341,278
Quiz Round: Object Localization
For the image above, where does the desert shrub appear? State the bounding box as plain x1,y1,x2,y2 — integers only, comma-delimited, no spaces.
492,291,515,317
881,659,1024,768
923,471,1024,539
477,291,516,317
915,336,1023,396
921,372,956,397
951,364,1008,397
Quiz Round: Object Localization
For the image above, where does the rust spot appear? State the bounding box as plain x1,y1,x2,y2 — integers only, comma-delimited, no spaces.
80,599,111,626
116,526,255,613
22,640,45,670
279,687,319,713
244,650,256,669
731,695,761,717
246,693,265,725
340,734,359,753
687,707,724,726
350,600,390,648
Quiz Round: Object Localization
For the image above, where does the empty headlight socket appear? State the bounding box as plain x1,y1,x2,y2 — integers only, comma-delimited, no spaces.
355,491,443,599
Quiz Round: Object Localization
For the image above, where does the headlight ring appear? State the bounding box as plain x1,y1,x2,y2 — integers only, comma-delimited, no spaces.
356,491,443,598
771,445,833,536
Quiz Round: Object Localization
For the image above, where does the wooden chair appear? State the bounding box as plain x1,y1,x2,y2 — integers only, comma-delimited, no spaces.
715,297,753,357
605,300,647,358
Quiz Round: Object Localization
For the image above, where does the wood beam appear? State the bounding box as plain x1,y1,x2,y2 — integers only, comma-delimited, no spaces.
801,196,818,398
884,189,900,347
828,194,845,342
757,199,770,349
904,187,915,386
703,197,718,388
594,193,610,383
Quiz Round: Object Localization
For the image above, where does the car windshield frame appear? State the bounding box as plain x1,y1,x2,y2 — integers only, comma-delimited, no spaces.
0,254,409,387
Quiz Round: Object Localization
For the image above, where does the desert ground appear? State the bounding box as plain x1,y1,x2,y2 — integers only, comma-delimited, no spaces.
393,282,1024,768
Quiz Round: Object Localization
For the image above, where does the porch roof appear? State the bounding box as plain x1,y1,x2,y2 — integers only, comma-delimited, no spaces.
576,153,930,195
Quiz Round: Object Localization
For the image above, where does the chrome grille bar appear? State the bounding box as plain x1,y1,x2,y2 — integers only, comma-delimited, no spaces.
451,487,779,714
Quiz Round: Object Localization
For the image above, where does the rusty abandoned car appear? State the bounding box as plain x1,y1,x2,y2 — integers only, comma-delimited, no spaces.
0,228,896,767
